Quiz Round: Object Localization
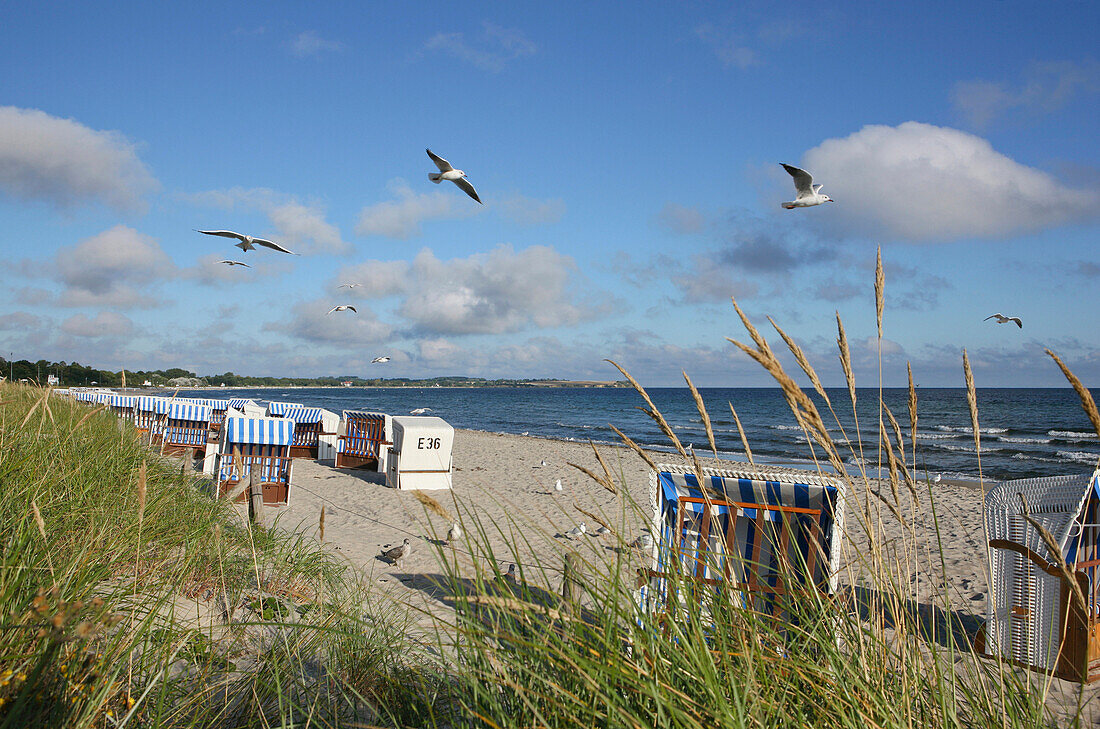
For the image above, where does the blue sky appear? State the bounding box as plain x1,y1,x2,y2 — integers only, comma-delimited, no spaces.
1,2,1098,387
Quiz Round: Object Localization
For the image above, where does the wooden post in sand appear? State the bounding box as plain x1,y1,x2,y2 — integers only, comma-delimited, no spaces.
562,553,578,616
248,469,265,529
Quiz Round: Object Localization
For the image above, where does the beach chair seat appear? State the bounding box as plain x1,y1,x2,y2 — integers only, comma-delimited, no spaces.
214,416,295,504
979,469,1100,682
336,410,391,470
641,464,845,635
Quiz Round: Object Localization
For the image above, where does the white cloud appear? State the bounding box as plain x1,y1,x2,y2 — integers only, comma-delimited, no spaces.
397,245,595,335
802,122,1100,241
355,180,475,239
60,311,135,338
331,260,411,299
0,106,158,211
695,24,760,69
0,312,44,331
275,298,392,345
498,194,565,226
670,254,760,304
51,225,176,307
953,60,1100,128
291,30,344,57
186,187,348,255
425,22,535,72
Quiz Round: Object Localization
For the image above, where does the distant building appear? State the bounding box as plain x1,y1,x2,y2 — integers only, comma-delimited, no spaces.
143,380,152,387
341,381,354,387
46,374,59,386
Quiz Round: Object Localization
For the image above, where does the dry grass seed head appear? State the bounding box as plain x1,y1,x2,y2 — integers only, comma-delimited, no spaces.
963,349,981,453
606,359,688,458
30,501,47,542
683,371,717,457
770,318,831,409
609,424,659,473
412,490,454,522
573,503,616,538
836,313,857,409
875,246,885,338
319,505,326,543
588,441,620,495
907,363,918,462
136,461,147,523
728,403,754,465
1047,349,1100,439
567,461,617,495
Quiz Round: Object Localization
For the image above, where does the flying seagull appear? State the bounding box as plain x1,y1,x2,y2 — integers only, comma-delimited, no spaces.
371,356,390,364
326,305,357,315
338,283,361,289
780,164,833,209
379,538,412,568
426,148,482,204
196,229,298,255
217,260,251,268
984,313,1022,328
410,407,432,415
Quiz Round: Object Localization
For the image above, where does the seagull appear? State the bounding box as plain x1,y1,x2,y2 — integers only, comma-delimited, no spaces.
217,260,251,268
533,460,549,469
984,313,1022,328
338,283,361,289
371,356,390,364
426,148,482,204
554,479,563,492
504,563,518,585
446,522,462,543
196,229,298,255
326,305,357,315
780,164,833,209
594,526,611,538
565,523,587,540
631,532,653,550
380,538,412,568
410,407,432,415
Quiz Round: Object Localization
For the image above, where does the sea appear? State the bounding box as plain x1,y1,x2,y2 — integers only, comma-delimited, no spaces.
175,386,1100,484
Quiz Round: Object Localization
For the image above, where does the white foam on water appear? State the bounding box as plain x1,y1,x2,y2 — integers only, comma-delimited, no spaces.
1049,430,1097,440
1056,450,1100,464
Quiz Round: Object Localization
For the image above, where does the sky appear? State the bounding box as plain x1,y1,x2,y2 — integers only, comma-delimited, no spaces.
1,1,1098,387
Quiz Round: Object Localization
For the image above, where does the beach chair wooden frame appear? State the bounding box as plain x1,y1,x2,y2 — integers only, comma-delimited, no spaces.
641,464,845,634
214,416,295,504
335,411,390,469
976,470,1100,683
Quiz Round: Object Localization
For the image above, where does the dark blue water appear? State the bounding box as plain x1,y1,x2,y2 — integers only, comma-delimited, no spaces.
177,387,1100,483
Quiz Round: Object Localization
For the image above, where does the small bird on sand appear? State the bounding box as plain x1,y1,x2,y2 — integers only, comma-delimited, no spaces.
984,313,1022,328
338,283,361,289
565,523,587,539
327,305,357,315
410,407,432,415
534,459,549,468
933,473,942,484
217,259,251,267
780,163,833,209
505,563,518,585
631,532,653,550
554,478,563,492
594,526,611,538
426,148,482,204
446,521,462,544
371,356,390,364
196,229,298,254
380,538,412,568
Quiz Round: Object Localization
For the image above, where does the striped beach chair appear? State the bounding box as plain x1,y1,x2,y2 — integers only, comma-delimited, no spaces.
161,401,212,456
266,401,304,417
336,410,392,470
641,464,846,631
228,398,265,418
279,406,328,458
108,394,136,422
134,396,170,443
978,469,1100,683
214,416,295,504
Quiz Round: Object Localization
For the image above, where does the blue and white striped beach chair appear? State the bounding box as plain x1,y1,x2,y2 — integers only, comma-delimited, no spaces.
641,464,846,630
280,406,327,458
134,396,170,442
108,394,136,422
215,416,295,504
161,401,212,456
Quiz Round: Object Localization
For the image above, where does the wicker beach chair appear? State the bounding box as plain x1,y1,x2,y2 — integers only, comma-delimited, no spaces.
265,401,305,417
335,410,392,470
640,464,846,633
134,396,170,443
278,406,336,459
108,394,136,423
161,401,212,457
214,416,295,504
978,470,1100,682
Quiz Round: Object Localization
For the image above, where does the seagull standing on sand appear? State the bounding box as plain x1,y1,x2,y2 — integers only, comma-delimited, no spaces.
565,523,587,540
446,522,462,544
631,532,653,550
780,164,833,209
380,538,412,568
326,305,357,315
196,229,298,255
985,313,1022,328
371,356,390,364
426,148,482,204
217,260,251,268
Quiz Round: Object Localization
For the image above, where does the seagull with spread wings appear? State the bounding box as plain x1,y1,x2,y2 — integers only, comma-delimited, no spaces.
338,283,361,289
327,305,357,315
196,229,298,254
371,356,390,364
780,163,833,209
985,313,1022,328
426,148,482,204
217,260,250,268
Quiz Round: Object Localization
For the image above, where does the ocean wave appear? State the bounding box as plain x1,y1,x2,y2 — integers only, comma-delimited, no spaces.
917,433,963,440
934,425,1008,435
770,424,803,431
928,442,1005,454
1056,450,1100,464
997,436,1052,444
1012,453,1062,463
1048,430,1097,440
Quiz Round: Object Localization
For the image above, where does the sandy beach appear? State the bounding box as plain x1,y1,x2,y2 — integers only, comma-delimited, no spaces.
229,427,1100,721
